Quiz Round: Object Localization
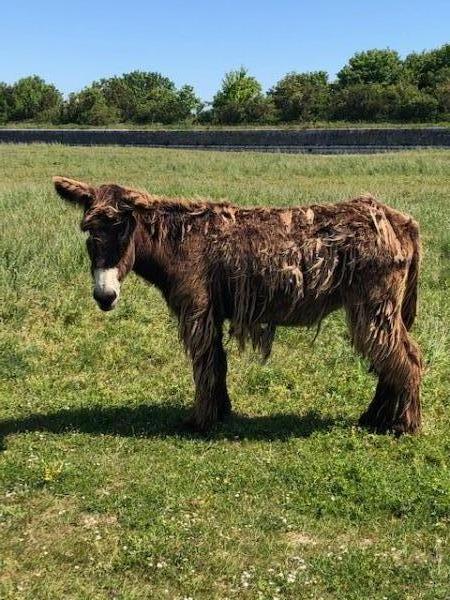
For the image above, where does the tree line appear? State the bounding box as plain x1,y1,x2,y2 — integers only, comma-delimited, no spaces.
1,45,448,126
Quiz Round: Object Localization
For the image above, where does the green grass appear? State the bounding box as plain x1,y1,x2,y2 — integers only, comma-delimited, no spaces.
0,145,449,599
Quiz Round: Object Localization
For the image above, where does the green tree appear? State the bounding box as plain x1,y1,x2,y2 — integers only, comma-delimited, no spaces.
9,76,62,121
212,68,272,124
331,83,438,122
404,44,450,90
0,83,11,123
337,49,403,87
391,84,438,121
177,85,203,119
435,80,450,118
133,84,202,124
96,71,201,123
332,84,389,121
269,71,330,121
61,87,119,125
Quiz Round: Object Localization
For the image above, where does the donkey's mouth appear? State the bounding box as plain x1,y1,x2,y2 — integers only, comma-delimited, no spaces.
93,290,118,312
97,300,117,312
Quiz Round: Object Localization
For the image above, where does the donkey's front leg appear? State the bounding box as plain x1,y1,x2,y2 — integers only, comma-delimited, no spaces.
184,312,231,432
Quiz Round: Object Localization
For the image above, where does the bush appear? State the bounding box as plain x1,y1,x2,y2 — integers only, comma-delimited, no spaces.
404,44,450,90
132,88,202,124
9,76,62,121
196,106,214,124
331,83,439,122
269,71,331,121
337,49,403,87
332,84,388,121
213,97,274,125
61,87,119,126
435,81,450,119
96,71,201,124
177,85,204,121
212,68,273,124
0,83,11,123
391,85,439,121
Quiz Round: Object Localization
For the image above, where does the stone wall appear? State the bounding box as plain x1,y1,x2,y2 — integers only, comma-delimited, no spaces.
0,128,448,153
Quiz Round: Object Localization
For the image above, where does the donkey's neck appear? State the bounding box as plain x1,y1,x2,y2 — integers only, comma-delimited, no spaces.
131,219,173,296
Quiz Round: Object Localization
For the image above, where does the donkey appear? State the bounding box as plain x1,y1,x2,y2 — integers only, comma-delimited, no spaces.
53,176,423,434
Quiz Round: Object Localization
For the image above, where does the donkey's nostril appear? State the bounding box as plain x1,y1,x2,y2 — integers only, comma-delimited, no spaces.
93,289,117,309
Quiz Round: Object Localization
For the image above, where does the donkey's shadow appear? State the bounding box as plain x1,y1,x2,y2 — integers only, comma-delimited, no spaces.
0,403,350,449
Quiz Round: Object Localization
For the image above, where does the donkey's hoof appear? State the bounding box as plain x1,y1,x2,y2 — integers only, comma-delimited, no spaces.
180,414,215,435
358,412,389,434
358,411,371,428
217,406,233,423
391,420,421,436
359,412,420,436
358,411,379,429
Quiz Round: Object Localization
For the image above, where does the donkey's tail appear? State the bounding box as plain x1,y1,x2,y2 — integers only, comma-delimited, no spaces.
401,218,421,331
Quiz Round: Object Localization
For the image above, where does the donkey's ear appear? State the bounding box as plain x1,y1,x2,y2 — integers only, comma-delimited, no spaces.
53,176,95,207
120,188,152,212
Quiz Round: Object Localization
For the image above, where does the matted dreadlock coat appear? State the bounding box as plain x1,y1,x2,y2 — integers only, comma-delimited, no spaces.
53,177,423,435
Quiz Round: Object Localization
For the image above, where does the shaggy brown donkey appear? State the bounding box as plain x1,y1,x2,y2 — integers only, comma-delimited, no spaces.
54,176,423,435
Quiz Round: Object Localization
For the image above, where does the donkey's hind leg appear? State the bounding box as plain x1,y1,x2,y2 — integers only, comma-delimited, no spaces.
345,272,423,435
359,329,422,434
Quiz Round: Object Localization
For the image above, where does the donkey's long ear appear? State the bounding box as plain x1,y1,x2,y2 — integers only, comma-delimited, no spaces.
119,188,151,213
120,188,152,211
53,176,95,207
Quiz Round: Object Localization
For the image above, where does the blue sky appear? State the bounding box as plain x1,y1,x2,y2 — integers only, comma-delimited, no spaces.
2,0,449,100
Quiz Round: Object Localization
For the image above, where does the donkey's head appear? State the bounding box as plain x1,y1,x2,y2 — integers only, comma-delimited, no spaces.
53,176,139,311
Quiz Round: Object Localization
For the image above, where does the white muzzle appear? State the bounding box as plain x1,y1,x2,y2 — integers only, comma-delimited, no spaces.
93,268,120,310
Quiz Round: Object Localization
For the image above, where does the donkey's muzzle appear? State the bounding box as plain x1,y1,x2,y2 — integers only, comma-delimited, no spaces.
93,289,117,311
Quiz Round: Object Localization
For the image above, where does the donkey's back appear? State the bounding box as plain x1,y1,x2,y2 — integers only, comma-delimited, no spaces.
211,196,419,333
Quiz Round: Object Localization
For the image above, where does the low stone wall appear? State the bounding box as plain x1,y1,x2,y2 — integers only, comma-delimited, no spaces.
0,128,449,153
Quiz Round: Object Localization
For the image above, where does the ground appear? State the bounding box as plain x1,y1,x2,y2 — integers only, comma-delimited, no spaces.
0,145,449,599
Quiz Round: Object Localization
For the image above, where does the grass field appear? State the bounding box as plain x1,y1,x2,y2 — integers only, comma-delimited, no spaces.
0,145,449,599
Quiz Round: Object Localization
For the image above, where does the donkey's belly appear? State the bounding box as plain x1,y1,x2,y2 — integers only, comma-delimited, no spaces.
262,289,343,327
224,278,343,328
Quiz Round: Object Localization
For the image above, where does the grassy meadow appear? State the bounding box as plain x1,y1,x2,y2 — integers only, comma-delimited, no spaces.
0,144,449,599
